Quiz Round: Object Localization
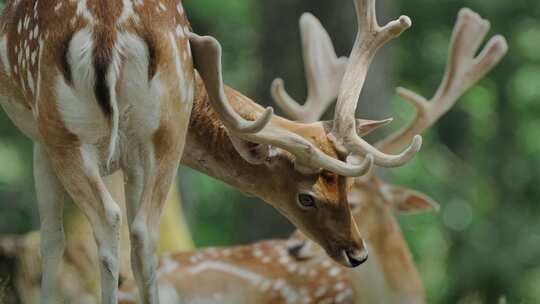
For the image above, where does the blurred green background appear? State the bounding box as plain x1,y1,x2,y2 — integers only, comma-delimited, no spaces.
1,0,539,303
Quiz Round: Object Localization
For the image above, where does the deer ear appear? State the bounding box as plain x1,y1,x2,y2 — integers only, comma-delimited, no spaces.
229,135,271,165
387,185,440,214
321,118,392,136
356,118,393,136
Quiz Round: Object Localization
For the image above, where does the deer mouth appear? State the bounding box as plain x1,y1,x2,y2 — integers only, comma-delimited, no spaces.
342,249,368,268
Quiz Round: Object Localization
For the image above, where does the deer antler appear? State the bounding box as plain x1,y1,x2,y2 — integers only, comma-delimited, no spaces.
190,33,374,177
272,12,394,139
376,8,508,153
328,0,422,168
271,13,348,123
190,35,274,134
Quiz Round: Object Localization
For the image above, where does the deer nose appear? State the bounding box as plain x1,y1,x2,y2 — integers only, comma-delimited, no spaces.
344,248,368,268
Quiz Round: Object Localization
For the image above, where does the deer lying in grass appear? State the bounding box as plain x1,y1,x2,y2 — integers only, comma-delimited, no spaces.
0,0,431,301
118,7,507,304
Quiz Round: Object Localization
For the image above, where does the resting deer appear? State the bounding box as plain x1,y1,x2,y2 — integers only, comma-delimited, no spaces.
0,0,430,302
119,6,508,304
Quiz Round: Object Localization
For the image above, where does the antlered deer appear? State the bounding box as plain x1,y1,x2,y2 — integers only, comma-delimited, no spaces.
119,5,507,304
0,0,426,302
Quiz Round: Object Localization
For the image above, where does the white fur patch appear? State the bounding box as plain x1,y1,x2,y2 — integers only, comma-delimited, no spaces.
55,75,109,144
116,32,162,138
56,27,109,144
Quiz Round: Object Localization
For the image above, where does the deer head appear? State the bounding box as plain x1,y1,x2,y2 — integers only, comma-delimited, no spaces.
188,0,424,268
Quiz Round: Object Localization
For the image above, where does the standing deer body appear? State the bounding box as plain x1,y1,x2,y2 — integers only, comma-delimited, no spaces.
119,6,507,304
0,1,202,302
0,0,431,302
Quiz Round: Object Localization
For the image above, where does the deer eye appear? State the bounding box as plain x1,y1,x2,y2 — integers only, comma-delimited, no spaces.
298,193,316,208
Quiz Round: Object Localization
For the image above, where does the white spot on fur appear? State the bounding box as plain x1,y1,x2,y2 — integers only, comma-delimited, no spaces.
159,2,166,11
24,15,30,30
27,69,34,95
175,25,184,38
287,264,298,273
34,38,44,115
32,26,39,40
76,0,95,24
329,267,341,277
118,0,135,25
189,261,263,286
54,2,63,12
157,255,180,277
334,282,345,291
253,249,263,258
167,32,186,101
0,36,11,76
176,3,184,15
335,290,352,303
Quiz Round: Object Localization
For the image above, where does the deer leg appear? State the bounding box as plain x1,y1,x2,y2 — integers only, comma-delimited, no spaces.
123,157,157,302
125,144,183,304
34,144,66,304
47,145,122,304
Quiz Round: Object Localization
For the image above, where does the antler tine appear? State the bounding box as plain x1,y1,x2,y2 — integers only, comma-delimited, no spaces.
191,33,374,177
330,0,421,168
376,8,508,154
189,34,274,134
271,13,348,123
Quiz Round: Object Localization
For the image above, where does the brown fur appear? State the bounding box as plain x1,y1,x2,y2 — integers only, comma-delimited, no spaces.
0,0,195,302
184,79,364,263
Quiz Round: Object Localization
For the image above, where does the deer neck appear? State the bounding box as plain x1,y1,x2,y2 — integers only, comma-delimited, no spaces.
349,212,425,304
181,78,297,201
